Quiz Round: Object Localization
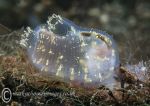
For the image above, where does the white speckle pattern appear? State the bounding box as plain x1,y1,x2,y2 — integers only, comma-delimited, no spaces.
21,14,120,89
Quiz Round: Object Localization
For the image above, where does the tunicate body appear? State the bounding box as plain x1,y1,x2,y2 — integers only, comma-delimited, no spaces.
21,14,120,89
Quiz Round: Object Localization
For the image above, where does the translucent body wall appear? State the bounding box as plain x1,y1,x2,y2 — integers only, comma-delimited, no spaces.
20,14,120,89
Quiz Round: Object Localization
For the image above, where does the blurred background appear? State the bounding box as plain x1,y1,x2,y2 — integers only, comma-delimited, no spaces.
0,0,150,64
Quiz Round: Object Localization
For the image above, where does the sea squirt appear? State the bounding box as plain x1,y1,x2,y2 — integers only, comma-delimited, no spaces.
20,14,120,89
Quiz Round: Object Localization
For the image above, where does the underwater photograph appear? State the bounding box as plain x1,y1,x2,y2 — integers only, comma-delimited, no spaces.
0,0,150,106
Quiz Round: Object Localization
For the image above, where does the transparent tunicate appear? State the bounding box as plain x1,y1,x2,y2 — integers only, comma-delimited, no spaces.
20,14,120,90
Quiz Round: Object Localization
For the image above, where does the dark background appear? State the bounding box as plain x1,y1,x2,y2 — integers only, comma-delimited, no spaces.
0,0,150,64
